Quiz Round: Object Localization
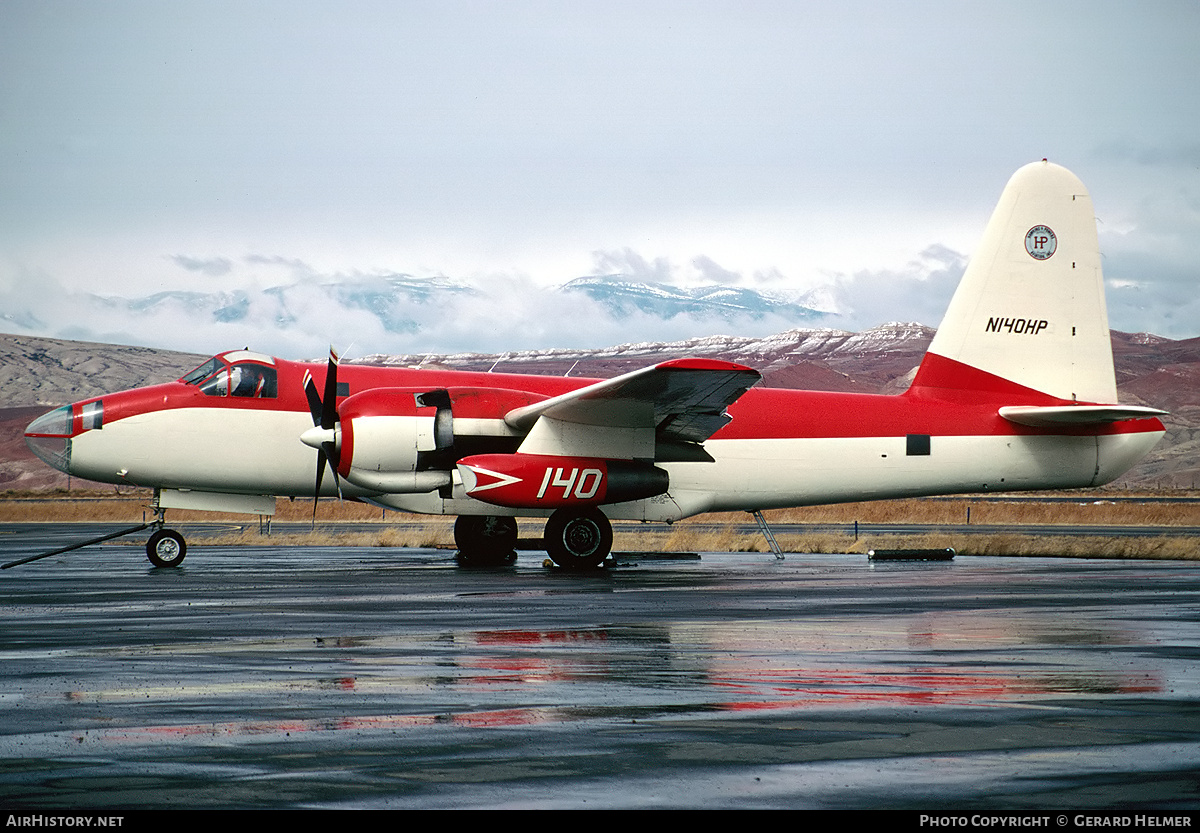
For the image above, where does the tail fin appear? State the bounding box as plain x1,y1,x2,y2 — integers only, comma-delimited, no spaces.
912,160,1116,404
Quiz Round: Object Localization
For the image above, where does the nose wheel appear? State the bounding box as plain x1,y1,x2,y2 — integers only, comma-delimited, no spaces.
146,528,187,568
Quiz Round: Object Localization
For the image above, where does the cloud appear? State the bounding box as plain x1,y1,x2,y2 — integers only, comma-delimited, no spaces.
824,245,968,330
588,248,771,289
1103,253,1200,336
691,255,744,286
1094,141,1200,169
1,233,1193,363
0,262,809,359
170,255,234,278
588,249,675,283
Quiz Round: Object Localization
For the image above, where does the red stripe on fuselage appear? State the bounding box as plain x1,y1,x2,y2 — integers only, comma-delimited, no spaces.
90,354,1163,442
716,353,1163,441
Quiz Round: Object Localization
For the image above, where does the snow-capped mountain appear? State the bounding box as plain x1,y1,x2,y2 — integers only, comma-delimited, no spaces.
559,276,830,322
53,274,833,348
87,275,478,337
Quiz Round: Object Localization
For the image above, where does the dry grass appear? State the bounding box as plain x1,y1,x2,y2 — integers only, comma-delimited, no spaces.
754,494,1200,527
5,489,1197,526
619,525,1198,561
2,488,1197,560
0,489,401,524
197,524,457,550
186,527,1200,561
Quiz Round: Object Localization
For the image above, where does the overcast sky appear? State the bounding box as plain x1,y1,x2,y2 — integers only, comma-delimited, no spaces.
2,0,1198,358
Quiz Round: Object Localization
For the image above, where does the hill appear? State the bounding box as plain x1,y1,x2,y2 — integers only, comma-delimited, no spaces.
3,327,1197,490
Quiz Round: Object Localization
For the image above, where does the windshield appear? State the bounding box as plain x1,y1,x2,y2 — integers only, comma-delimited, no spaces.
181,357,223,385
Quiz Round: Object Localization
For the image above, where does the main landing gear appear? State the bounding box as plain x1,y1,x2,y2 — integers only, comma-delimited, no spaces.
543,507,613,570
452,509,615,570
454,515,518,567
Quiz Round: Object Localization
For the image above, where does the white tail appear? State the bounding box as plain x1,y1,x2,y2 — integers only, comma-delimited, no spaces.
916,160,1117,404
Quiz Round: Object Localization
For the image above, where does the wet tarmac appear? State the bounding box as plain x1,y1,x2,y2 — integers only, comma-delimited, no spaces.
2,526,1200,810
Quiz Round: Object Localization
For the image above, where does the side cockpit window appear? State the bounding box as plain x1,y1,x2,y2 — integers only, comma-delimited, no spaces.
182,356,277,399
229,363,277,398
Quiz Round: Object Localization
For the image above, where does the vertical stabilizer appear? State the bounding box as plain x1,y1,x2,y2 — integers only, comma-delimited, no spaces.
913,160,1116,404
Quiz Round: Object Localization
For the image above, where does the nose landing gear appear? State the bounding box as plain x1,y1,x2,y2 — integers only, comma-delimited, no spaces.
146,527,187,568
1,496,188,570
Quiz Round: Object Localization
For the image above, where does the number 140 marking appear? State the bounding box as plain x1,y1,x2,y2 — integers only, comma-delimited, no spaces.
536,467,603,500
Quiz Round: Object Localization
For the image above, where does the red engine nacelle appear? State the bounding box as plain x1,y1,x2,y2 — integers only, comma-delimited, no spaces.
457,453,669,508
335,387,547,494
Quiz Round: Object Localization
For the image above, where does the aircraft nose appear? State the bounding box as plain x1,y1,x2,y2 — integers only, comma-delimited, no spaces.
24,405,74,473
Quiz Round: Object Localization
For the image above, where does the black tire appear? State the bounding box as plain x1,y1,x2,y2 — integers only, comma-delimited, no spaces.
454,515,518,566
544,508,612,570
147,529,187,568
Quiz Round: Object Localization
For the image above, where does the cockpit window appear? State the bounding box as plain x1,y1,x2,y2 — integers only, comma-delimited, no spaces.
181,357,223,385
182,355,276,398
197,368,230,396
229,363,277,398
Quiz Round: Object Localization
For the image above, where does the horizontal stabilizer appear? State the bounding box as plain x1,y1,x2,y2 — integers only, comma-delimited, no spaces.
998,404,1169,427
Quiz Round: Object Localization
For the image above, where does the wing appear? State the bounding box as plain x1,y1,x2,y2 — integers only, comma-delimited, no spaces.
505,358,760,459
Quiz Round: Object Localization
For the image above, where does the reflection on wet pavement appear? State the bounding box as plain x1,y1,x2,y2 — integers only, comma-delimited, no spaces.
2,538,1199,809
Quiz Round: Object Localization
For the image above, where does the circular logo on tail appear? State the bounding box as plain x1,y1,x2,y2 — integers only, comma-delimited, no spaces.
1025,225,1057,260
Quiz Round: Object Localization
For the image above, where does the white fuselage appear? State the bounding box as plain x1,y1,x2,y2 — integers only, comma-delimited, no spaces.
65,403,1163,523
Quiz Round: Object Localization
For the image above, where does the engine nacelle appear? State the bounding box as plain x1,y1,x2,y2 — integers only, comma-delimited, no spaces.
335,387,548,494
457,453,669,508
335,388,443,492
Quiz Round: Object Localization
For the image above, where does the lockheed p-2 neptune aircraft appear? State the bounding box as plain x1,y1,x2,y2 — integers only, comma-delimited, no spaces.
21,161,1168,569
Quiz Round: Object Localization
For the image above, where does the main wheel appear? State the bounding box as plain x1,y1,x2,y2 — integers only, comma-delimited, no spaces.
147,529,187,568
454,515,518,566
544,508,613,570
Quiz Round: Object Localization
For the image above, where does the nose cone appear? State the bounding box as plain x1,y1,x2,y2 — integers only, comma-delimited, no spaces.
24,405,73,473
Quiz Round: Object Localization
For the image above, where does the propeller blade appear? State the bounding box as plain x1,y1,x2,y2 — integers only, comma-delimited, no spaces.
319,349,342,493
322,441,343,500
312,447,327,527
320,348,339,430
303,370,323,426
304,348,344,522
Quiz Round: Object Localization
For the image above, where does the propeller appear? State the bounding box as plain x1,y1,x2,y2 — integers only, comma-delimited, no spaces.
300,348,342,524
